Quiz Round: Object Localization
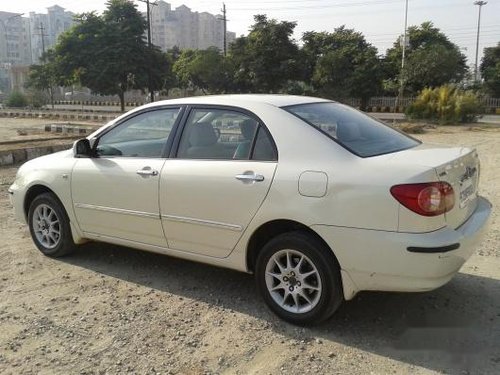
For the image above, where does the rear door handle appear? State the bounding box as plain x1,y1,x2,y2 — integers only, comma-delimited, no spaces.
137,167,159,177
235,173,265,182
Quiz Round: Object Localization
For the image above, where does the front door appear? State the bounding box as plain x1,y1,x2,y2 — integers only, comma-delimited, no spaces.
72,107,182,247
159,107,278,258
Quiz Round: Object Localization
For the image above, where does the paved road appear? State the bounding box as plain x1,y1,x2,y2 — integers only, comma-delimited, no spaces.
479,114,500,124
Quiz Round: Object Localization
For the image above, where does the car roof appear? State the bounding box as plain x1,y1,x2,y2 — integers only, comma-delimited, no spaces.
145,94,331,108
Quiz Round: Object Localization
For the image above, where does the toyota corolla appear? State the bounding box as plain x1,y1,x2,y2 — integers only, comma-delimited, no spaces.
9,95,491,325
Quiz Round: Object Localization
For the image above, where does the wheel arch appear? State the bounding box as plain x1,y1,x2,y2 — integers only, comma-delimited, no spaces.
246,219,341,273
23,183,87,246
23,184,59,220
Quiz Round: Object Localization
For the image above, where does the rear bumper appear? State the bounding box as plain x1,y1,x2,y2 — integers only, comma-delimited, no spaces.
312,196,492,300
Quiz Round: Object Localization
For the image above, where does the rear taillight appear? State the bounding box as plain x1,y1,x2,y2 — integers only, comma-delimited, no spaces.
390,182,455,216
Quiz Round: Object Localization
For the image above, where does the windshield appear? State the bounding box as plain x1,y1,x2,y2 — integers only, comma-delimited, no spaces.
284,102,420,157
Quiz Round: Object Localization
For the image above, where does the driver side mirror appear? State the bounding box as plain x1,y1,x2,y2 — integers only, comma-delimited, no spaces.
73,139,92,158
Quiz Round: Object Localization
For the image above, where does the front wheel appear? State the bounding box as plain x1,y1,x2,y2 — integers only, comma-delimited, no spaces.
28,192,76,257
255,231,343,325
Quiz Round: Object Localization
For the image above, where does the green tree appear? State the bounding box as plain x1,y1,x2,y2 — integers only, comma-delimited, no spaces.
228,15,301,93
384,22,467,95
173,47,233,94
158,47,181,95
25,50,59,109
172,49,196,92
55,0,150,111
303,27,382,109
144,46,176,96
480,42,500,97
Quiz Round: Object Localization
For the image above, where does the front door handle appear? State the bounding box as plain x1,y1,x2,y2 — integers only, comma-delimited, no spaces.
235,173,265,183
137,167,159,177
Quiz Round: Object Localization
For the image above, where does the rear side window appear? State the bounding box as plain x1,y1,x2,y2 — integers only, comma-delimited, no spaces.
176,108,277,161
285,102,420,157
252,127,277,161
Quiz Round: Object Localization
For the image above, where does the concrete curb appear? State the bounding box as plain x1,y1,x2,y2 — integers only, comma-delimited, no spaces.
0,143,72,167
54,100,143,107
0,111,116,122
44,124,96,135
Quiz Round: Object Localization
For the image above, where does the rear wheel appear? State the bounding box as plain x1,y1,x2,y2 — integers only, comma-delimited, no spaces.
28,193,76,257
255,231,343,325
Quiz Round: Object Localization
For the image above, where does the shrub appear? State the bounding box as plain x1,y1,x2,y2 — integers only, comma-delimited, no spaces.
406,85,482,124
283,80,309,95
6,91,28,108
26,90,47,108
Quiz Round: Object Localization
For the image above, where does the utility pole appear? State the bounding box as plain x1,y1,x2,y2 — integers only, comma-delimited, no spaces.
28,18,33,64
137,0,157,102
219,3,227,56
36,22,48,59
36,22,52,108
474,1,487,82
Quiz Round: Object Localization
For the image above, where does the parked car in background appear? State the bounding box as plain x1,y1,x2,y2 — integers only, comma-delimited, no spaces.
64,91,91,101
9,95,491,325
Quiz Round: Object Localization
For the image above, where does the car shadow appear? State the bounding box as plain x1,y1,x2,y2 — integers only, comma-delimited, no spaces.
61,242,500,375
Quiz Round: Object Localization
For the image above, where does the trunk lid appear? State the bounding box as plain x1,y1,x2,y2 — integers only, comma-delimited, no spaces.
383,143,480,229
433,148,480,229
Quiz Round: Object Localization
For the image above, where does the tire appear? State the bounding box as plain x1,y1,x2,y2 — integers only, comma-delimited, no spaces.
28,192,76,257
255,231,343,325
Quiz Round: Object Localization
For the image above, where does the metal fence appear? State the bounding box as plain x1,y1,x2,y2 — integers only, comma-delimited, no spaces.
51,93,500,113
341,96,500,112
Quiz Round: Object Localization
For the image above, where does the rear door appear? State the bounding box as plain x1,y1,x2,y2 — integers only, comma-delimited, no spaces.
159,106,278,258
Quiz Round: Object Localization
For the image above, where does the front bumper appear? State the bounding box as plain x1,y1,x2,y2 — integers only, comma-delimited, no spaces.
8,182,26,224
312,196,492,300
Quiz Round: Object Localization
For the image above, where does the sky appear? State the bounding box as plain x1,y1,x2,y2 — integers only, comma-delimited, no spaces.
2,0,499,65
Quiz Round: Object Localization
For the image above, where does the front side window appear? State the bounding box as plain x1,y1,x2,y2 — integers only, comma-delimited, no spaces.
96,108,180,157
177,108,276,161
285,102,420,157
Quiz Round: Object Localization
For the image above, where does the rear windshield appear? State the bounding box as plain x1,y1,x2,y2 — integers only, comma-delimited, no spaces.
284,102,420,157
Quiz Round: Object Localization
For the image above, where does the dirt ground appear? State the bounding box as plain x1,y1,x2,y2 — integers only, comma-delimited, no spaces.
0,118,102,151
0,126,499,375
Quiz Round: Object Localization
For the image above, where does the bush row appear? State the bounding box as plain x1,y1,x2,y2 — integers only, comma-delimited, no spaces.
406,86,483,124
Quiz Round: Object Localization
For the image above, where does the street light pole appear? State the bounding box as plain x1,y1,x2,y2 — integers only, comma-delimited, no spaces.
401,0,409,74
474,1,487,82
394,0,409,118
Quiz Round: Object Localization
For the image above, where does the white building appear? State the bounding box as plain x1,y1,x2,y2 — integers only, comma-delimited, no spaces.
150,1,235,52
29,5,74,64
0,11,28,66
0,6,74,94
0,11,30,94
0,7,74,66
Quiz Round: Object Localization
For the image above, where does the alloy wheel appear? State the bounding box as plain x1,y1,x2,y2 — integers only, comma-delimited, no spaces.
265,249,322,314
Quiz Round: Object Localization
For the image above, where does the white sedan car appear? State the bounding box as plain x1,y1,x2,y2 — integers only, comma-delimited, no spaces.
9,95,491,325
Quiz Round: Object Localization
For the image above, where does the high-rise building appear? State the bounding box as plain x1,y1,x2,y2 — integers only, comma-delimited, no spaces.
0,7,74,67
149,1,235,52
30,5,74,64
0,6,74,93
0,11,30,94
0,11,27,66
